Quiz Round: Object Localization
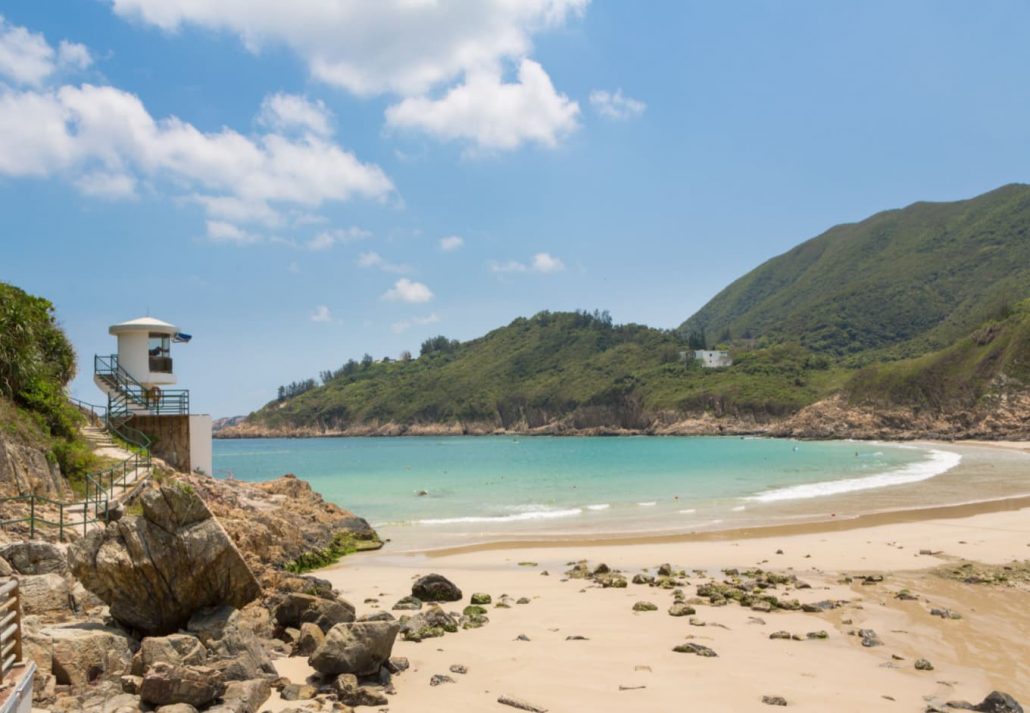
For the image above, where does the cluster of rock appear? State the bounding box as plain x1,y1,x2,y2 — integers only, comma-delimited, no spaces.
390,574,520,642
0,480,398,713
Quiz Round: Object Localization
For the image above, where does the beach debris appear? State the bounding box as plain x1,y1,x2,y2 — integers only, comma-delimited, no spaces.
895,589,919,601
919,549,942,556
769,631,791,640
517,597,531,605
566,635,589,641
762,695,788,706
417,490,429,496
633,601,658,612
470,593,492,605
518,561,538,567
775,549,784,555
412,573,463,602
498,694,548,712
449,664,468,674
915,658,934,671
672,642,718,657
430,674,455,686
860,574,885,585
619,685,647,691
515,634,531,641
668,603,696,617
930,607,963,620
540,570,550,576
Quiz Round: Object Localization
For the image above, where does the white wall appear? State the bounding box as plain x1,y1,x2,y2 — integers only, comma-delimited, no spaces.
189,414,213,475
115,332,177,387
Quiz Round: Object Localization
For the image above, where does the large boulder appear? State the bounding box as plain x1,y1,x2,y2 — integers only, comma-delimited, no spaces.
272,591,355,633
132,633,207,675
411,573,462,602
186,606,275,681
308,620,400,676
0,541,67,575
44,622,134,688
68,483,261,635
216,679,272,713
19,573,72,618
140,662,224,708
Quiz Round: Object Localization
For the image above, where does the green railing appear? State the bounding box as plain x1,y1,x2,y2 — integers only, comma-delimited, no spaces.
95,354,190,415
0,398,152,541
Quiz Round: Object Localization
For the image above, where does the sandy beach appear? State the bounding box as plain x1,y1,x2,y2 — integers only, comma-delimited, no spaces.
263,442,1030,713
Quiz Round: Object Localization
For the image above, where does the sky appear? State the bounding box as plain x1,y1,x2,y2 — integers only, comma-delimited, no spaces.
2,1,1029,417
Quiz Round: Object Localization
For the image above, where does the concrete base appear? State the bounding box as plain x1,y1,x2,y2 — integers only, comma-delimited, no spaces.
128,414,212,474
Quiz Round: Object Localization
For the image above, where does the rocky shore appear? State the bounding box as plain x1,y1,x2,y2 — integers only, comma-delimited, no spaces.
216,392,1030,441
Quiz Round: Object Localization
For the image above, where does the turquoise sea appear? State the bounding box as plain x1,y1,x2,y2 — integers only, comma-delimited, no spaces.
213,436,961,550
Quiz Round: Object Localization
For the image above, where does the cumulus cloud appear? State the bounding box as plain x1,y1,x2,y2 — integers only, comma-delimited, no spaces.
207,220,260,245
357,251,410,274
531,251,565,273
0,16,91,86
386,60,579,151
589,88,645,121
110,0,587,96
310,305,333,322
259,93,332,137
307,226,371,250
391,313,440,334
489,252,565,274
383,278,433,303
439,235,464,251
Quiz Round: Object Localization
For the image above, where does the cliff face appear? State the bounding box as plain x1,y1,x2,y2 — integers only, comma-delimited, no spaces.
0,399,68,498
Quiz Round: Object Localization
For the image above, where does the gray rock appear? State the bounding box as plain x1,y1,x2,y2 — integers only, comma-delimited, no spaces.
915,658,934,671
68,484,261,636
272,592,355,633
186,606,275,681
672,642,718,657
295,621,324,656
0,541,67,575
392,595,423,611
309,620,400,676
332,674,390,706
140,662,224,708
430,674,455,686
133,633,207,675
632,601,657,612
219,679,271,713
971,691,1024,712
412,573,462,602
762,695,788,706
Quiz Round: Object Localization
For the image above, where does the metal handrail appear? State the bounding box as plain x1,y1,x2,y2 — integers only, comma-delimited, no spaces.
0,578,23,678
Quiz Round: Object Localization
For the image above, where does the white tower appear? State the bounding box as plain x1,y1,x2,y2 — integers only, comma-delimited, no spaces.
95,316,212,475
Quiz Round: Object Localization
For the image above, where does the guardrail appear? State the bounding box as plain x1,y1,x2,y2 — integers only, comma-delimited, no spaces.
0,398,152,541
0,579,23,678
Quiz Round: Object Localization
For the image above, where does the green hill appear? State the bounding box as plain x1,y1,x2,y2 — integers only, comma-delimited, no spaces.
679,184,1030,356
243,311,842,433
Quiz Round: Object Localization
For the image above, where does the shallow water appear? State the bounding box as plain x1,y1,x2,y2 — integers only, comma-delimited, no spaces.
213,435,971,549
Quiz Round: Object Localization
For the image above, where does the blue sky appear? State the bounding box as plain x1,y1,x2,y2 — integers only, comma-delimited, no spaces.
2,1,1029,417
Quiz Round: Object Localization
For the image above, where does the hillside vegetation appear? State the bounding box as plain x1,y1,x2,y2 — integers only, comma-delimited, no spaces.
0,282,95,480
233,185,1030,438
679,184,1030,356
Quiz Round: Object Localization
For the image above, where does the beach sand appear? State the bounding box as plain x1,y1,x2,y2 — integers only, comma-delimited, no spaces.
264,491,1030,712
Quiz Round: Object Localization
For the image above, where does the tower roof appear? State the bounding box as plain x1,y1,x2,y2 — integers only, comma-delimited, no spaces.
109,316,178,335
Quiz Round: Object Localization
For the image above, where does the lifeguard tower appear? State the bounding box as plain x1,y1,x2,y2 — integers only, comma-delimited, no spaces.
93,317,212,475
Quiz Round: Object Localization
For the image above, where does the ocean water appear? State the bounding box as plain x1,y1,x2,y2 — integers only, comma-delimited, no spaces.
213,436,960,550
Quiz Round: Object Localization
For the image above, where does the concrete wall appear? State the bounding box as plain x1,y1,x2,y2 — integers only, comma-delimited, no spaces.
129,414,191,472
189,414,212,475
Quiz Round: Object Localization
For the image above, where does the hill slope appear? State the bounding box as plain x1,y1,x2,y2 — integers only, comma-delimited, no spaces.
679,184,1030,356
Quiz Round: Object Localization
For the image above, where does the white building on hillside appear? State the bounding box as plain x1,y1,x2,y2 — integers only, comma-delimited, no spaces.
694,350,733,368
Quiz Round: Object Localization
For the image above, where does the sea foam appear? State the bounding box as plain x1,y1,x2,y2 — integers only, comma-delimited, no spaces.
748,449,961,503
417,507,584,525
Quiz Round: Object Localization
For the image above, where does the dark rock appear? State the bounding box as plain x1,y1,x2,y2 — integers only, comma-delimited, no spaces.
430,674,455,686
971,692,1024,712
309,620,400,676
915,658,934,671
470,593,492,605
762,695,788,706
632,601,657,612
672,642,717,657
449,664,468,674
412,573,462,602
272,592,355,633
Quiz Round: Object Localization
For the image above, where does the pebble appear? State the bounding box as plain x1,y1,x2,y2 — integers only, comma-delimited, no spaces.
762,695,788,706
449,664,468,674
915,659,934,671
430,674,455,686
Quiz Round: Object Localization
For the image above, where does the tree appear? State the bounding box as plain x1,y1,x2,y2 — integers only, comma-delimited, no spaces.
277,385,286,401
686,328,707,350
361,353,374,368
399,350,412,362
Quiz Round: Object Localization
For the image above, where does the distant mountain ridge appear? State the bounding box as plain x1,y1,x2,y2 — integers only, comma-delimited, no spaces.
223,185,1030,440
679,184,1030,356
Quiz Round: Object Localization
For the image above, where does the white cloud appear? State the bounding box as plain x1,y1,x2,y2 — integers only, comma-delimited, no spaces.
385,60,579,151
531,251,565,273
110,0,587,97
358,251,410,274
0,16,90,86
259,93,332,137
391,313,440,334
207,220,260,245
307,226,371,250
439,235,464,251
74,171,137,199
0,82,393,231
310,305,333,322
490,252,565,274
383,278,433,303
589,88,645,121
